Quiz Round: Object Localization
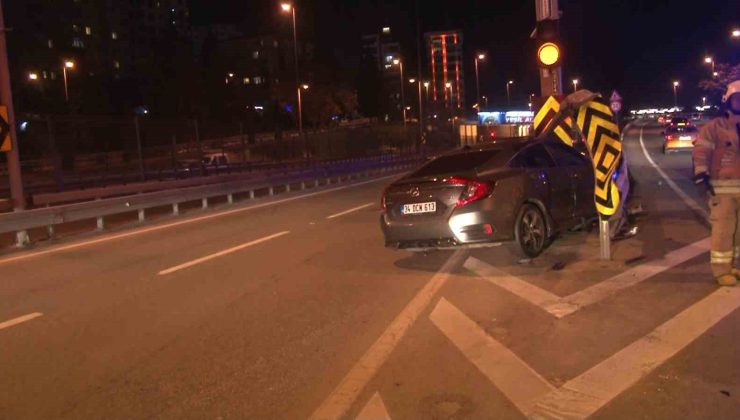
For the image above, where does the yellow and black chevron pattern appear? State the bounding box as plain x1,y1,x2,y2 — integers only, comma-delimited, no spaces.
0,106,9,152
532,96,574,146
575,98,622,216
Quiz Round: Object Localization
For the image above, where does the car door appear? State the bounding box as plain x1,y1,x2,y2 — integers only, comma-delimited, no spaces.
513,143,573,227
544,141,595,219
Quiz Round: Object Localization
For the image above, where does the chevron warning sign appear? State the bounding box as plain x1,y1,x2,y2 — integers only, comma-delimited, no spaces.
532,96,574,146
0,106,10,152
575,98,622,217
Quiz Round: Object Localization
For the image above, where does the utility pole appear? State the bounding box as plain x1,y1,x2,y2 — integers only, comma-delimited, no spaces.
0,1,27,214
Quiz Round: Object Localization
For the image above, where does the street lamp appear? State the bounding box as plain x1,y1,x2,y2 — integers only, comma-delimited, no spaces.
672,81,679,107
63,60,75,103
281,3,303,137
572,78,579,92
445,82,452,109
393,58,406,125
702,96,706,107
704,56,715,75
408,78,424,140
713,71,719,78
506,80,514,107
474,53,485,110
28,72,38,81
732,29,740,38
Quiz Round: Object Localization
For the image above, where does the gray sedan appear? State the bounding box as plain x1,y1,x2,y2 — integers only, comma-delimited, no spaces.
380,137,596,257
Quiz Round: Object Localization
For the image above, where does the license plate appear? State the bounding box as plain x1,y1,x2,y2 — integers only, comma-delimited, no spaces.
401,202,436,215
679,136,692,140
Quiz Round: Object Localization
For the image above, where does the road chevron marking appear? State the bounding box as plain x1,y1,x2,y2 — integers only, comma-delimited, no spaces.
465,237,710,318
355,392,392,420
431,289,740,419
430,298,555,416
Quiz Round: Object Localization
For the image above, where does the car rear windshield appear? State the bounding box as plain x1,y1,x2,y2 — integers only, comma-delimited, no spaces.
411,150,500,177
666,126,698,133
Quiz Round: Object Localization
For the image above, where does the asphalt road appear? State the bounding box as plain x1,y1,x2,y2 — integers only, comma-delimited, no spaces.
1,120,738,420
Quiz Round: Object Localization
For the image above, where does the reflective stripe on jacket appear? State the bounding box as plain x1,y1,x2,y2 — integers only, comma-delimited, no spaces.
693,114,740,193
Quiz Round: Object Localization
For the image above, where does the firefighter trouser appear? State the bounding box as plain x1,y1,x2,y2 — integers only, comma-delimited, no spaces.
709,193,740,277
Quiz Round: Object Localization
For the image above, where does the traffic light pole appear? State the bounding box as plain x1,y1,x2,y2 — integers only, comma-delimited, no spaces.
535,0,563,97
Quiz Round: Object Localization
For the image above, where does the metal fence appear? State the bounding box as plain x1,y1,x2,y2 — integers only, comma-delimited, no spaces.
1,115,453,198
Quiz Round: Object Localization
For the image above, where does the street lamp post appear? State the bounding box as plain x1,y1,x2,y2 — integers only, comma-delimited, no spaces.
409,78,423,147
393,59,406,125
704,56,715,76
62,60,74,103
673,81,679,107
702,97,706,107
506,80,514,107
297,84,308,156
474,53,485,110
281,3,303,137
572,78,579,92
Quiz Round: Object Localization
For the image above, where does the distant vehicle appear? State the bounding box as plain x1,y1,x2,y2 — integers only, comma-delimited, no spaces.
663,124,699,154
201,152,231,168
667,117,690,128
380,137,596,258
658,115,669,126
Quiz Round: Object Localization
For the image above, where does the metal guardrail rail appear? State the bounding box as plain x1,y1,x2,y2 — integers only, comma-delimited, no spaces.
29,154,406,207
0,155,424,248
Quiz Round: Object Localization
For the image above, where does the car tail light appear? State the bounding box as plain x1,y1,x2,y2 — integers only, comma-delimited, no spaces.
446,177,493,208
381,187,390,211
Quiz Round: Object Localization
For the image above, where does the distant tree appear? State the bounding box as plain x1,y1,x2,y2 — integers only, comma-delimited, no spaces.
699,62,740,96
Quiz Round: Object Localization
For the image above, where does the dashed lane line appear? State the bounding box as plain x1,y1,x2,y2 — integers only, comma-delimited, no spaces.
327,203,375,219
0,312,43,332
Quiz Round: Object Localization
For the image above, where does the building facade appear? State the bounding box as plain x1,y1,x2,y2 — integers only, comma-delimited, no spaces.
425,30,465,115
361,27,404,121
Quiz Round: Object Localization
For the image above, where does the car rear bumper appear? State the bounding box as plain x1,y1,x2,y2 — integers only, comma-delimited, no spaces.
665,140,694,151
380,211,504,250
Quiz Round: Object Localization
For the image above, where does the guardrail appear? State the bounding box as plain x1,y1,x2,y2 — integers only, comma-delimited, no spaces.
29,154,405,207
0,155,425,248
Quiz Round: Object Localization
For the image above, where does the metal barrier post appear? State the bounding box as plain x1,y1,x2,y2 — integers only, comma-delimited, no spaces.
599,218,611,260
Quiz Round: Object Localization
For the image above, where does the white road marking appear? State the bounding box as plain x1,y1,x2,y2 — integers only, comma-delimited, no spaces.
356,392,392,420
430,298,555,416
158,231,290,275
466,238,710,318
0,175,400,267
327,203,375,219
0,312,43,331
308,249,468,420
638,127,709,221
464,258,561,309
531,287,740,420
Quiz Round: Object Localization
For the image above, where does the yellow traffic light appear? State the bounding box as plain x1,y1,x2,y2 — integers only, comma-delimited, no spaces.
537,42,560,67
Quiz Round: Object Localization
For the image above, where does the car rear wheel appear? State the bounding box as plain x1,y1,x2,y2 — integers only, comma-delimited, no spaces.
514,204,548,258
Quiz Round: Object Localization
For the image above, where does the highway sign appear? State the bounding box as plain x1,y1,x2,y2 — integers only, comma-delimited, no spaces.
609,90,623,103
0,106,10,152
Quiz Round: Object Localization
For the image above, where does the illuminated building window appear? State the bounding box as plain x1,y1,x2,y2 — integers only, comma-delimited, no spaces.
42,71,48,79
111,32,118,40
382,27,391,34
243,77,250,84
85,26,92,35
72,37,84,48
253,77,263,85
50,72,57,80
253,51,260,59
47,39,53,48
72,24,79,32
113,60,120,69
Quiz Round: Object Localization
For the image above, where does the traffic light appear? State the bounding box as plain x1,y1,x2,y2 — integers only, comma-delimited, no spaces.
535,19,561,68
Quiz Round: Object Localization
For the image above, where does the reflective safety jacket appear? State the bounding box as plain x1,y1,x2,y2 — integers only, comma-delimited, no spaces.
693,114,740,194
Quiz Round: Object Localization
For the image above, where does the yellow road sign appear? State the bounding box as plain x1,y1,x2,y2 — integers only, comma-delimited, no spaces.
0,106,10,152
575,98,622,216
533,96,574,146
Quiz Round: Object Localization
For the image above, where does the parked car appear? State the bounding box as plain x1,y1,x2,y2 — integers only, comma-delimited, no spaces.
662,125,699,153
380,137,596,257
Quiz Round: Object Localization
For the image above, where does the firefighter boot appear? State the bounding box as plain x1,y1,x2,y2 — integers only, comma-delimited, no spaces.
717,274,738,287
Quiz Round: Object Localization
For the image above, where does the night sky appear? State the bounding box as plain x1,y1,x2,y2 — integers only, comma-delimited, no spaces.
192,0,739,110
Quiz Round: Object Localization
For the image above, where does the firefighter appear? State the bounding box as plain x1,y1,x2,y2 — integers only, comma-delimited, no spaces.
693,80,740,286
